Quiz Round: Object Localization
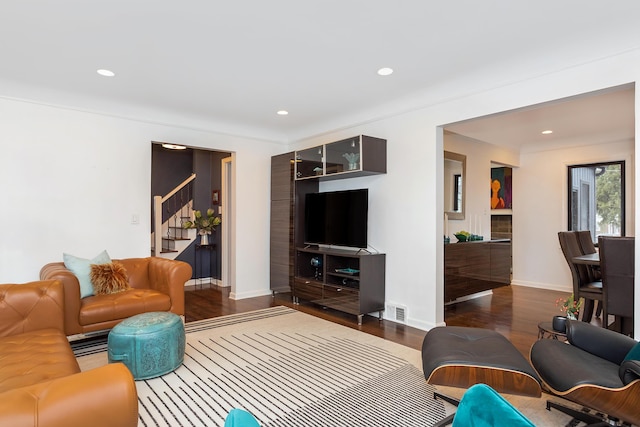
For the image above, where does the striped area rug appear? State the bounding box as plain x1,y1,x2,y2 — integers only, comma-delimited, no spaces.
75,306,446,426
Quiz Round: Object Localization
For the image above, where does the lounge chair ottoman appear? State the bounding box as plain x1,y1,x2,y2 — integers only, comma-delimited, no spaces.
108,311,185,380
422,326,541,397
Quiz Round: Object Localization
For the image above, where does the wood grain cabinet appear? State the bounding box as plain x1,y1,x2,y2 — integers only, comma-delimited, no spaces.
269,152,295,294
294,247,385,325
444,240,511,302
295,135,386,181
270,135,387,322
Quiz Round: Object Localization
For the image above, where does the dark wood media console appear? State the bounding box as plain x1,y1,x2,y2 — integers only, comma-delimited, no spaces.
444,239,511,302
294,246,385,325
270,135,387,322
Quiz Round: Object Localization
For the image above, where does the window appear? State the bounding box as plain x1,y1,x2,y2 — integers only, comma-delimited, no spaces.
567,161,625,241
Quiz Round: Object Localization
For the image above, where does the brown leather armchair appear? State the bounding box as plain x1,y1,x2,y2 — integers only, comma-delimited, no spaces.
0,280,138,427
41,257,192,336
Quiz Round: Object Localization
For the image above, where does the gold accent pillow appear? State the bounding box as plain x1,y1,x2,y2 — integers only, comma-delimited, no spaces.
90,262,130,295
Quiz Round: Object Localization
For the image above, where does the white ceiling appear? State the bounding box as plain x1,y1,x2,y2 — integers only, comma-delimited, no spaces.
445,84,635,152
1,1,639,144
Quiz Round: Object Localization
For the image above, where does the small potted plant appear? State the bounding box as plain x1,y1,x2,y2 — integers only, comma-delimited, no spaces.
553,293,582,332
183,208,221,245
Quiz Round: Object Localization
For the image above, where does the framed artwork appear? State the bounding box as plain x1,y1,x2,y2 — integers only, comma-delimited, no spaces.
212,190,220,205
490,167,512,209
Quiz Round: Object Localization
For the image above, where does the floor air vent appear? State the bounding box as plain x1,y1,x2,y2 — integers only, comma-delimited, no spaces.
387,303,407,324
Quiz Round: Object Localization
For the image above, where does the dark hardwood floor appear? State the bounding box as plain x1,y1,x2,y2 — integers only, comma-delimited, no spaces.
185,284,585,358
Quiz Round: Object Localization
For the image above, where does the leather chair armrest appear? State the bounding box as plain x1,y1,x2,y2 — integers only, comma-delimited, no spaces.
0,363,138,427
0,280,64,337
619,359,640,385
566,320,637,364
40,262,83,335
147,257,191,316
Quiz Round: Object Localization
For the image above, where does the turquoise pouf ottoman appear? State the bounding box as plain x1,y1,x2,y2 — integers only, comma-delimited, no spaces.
108,312,185,380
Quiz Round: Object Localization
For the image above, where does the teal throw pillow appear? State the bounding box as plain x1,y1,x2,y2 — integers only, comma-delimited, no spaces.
624,341,640,361
63,250,112,298
224,408,260,427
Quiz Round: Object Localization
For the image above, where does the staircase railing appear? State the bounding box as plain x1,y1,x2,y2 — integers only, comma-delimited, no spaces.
152,173,196,256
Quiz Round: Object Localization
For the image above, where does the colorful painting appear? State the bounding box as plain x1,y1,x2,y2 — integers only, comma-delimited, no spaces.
491,167,512,209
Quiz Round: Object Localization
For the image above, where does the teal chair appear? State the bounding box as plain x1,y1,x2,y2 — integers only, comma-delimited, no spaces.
224,408,260,427
223,387,532,427
438,384,534,427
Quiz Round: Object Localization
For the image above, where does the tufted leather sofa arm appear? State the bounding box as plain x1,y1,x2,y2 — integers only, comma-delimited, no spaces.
0,281,65,337
0,363,138,427
39,263,83,335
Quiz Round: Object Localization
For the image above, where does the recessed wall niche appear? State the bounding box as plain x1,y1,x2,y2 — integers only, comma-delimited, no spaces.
491,215,512,240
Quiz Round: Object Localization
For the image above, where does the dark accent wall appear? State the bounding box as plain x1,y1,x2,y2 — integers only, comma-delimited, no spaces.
151,144,193,199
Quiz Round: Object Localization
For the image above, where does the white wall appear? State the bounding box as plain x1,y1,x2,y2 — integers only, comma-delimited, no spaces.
290,48,640,335
444,133,520,241
3,47,640,336
514,139,635,291
0,98,281,300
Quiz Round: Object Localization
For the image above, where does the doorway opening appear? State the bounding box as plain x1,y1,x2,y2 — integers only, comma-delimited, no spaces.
151,142,234,291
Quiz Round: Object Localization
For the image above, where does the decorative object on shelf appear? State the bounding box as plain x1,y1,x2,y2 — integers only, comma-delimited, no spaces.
555,293,582,320
454,230,471,242
199,232,209,246
310,256,322,279
552,315,568,333
342,152,360,170
183,208,221,246
454,230,484,242
335,268,359,275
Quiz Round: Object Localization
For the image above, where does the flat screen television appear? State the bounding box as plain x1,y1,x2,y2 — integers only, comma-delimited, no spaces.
304,189,368,248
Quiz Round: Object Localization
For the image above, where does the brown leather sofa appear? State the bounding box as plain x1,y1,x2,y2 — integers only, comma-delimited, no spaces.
41,257,192,336
0,280,138,427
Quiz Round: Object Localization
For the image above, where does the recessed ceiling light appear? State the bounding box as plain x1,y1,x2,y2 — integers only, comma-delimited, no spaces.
541,130,553,135
161,143,186,150
277,110,289,116
377,67,393,76
97,69,115,77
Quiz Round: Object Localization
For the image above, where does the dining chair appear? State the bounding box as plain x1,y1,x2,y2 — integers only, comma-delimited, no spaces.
598,235,634,336
575,229,603,317
557,231,604,323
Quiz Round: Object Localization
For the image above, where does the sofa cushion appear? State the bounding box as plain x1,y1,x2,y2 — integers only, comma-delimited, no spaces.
91,262,130,295
0,328,80,393
79,289,171,326
63,250,112,298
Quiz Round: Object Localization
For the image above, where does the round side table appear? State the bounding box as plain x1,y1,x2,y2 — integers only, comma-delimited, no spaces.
537,321,567,341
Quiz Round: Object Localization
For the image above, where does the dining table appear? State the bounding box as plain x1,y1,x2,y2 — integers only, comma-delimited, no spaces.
572,252,600,266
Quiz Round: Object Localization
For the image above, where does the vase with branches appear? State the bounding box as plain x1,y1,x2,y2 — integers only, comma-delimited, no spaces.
183,208,221,245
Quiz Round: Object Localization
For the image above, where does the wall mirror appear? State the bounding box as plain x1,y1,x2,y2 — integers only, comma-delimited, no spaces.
444,151,466,220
